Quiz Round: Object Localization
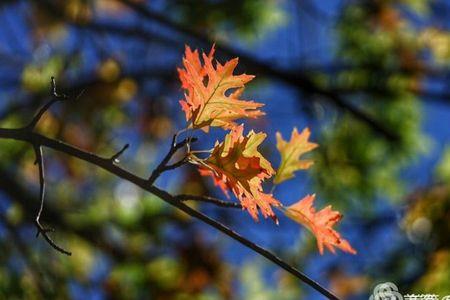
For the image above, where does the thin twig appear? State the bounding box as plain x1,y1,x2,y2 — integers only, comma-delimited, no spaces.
176,194,243,209
25,77,68,131
33,145,71,256
110,143,130,163
147,135,197,184
164,157,188,171
25,98,60,130
0,128,339,299
34,145,45,226
173,127,190,147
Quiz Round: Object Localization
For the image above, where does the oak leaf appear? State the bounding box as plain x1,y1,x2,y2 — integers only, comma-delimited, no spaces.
195,125,280,222
274,127,318,185
178,45,265,132
285,194,356,255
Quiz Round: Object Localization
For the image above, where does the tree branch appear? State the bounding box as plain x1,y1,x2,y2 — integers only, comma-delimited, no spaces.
0,127,339,300
147,135,197,185
33,144,72,256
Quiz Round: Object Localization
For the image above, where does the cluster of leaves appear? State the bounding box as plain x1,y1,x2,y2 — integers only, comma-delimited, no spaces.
177,45,356,255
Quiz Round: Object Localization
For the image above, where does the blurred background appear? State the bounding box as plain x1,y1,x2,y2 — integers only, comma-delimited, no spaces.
0,0,449,299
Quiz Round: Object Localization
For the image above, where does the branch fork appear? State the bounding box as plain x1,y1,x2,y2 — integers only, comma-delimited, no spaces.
147,134,197,185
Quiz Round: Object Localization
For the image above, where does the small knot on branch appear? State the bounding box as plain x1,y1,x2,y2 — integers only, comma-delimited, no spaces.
110,143,130,163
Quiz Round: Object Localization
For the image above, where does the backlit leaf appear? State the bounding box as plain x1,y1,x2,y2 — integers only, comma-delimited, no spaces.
274,127,318,185
178,45,265,132
285,194,356,255
193,125,280,222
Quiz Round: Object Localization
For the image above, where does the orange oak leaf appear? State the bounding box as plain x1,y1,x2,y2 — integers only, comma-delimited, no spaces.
285,194,357,255
195,125,280,222
178,45,265,132
274,127,318,185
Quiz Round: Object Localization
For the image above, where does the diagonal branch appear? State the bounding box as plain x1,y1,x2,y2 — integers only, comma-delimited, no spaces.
0,127,339,300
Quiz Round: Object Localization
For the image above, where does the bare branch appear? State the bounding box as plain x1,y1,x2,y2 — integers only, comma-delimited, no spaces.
33,145,45,225
34,221,71,256
147,136,198,184
33,145,71,256
24,77,68,131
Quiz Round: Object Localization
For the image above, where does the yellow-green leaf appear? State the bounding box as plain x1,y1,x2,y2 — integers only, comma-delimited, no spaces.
274,127,318,185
